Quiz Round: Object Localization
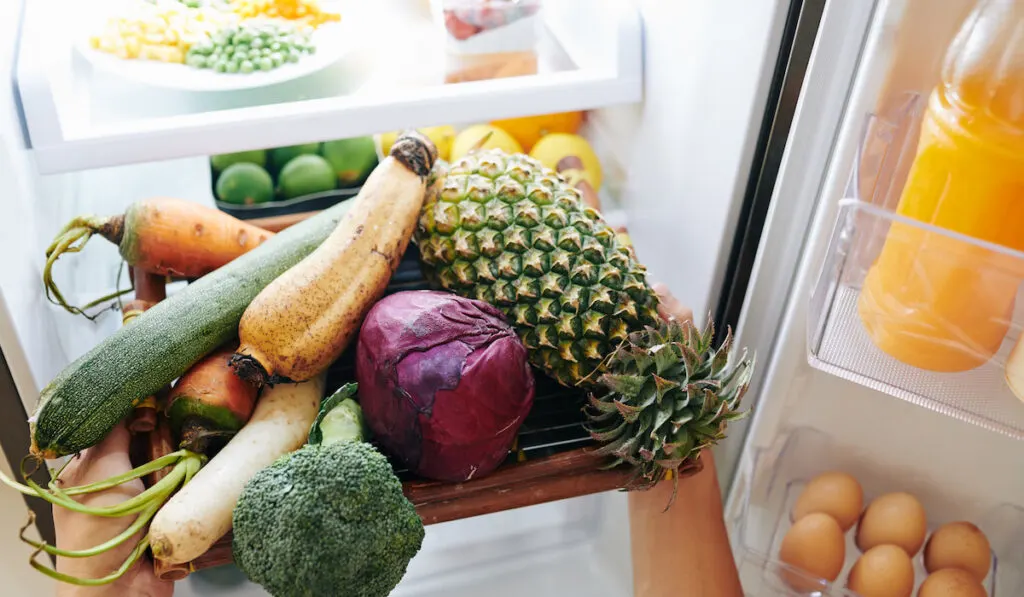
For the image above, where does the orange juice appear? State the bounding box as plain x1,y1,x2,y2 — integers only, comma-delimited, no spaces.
858,0,1024,371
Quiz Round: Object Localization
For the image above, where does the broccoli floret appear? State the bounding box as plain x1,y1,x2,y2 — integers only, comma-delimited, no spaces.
232,388,424,597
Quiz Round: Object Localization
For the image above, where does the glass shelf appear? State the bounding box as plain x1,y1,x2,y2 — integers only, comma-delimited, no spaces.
808,96,1024,440
16,0,641,173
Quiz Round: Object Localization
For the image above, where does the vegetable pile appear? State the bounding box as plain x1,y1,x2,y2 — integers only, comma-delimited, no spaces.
3,127,753,595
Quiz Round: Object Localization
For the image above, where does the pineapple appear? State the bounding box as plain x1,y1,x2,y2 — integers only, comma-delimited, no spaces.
416,150,751,483
587,318,752,489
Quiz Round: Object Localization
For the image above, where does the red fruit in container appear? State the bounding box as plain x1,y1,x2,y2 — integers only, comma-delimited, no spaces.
444,11,482,40
356,290,535,482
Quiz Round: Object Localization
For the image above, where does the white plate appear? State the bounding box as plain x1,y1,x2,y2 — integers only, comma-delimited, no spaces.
75,4,355,91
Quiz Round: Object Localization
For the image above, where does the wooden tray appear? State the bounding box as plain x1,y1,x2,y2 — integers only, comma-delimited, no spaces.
182,446,633,575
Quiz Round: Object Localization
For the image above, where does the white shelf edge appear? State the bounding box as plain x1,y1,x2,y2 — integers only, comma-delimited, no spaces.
17,0,642,174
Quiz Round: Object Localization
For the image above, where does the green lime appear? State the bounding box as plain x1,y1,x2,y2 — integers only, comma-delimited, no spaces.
277,154,338,199
270,143,321,171
210,149,268,173
215,163,274,205
320,136,378,187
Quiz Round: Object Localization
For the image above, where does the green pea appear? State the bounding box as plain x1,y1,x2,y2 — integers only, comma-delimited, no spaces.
268,41,282,52
251,37,264,49
226,60,240,73
287,49,301,63
240,60,254,74
270,52,284,67
214,60,227,73
234,43,249,54
189,54,208,69
260,47,272,57
235,30,253,44
257,57,273,71
305,44,317,55
248,48,261,59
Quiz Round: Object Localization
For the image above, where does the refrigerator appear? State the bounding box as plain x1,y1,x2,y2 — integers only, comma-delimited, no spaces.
2,0,1023,595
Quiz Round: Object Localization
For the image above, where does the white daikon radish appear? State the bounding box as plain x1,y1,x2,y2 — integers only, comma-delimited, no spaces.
149,373,326,564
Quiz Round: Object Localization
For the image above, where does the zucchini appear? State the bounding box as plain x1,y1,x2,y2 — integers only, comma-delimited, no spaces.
31,201,354,460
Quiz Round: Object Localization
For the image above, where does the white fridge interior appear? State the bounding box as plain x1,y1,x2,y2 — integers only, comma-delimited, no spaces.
0,0,791,595
12,0,1021,595
727,0,1024,595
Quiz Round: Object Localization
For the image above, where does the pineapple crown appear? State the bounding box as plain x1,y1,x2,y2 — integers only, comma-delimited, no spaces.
584,317,753,498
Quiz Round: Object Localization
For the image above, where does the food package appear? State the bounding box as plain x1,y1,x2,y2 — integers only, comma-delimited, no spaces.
431,0,542,83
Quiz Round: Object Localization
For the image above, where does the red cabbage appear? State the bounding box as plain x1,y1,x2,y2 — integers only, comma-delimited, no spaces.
356,290,535,482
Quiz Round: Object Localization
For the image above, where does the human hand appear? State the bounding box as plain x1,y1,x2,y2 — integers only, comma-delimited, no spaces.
53,422,174,597
651,282,694,324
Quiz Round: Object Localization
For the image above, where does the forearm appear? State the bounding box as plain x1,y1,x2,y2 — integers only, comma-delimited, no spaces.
629,450,743,597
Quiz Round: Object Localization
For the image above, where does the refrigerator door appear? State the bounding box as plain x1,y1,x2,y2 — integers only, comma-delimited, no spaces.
727,0,1024,594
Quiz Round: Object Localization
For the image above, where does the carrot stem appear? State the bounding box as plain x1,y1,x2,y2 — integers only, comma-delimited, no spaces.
27,533,151,587
43,216,131,319
19,500,161,559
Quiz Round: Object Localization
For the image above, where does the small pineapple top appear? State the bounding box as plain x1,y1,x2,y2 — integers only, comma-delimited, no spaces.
587,319,753,491
416,150,661,387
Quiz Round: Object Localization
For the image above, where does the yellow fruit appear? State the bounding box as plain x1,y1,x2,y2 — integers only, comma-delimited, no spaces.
491,111,584,151
450,125,523,160
377,126,456,162
529,133,603,191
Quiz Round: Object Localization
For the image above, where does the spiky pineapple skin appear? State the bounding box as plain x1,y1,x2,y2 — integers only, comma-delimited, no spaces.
587,319,753,486
415,150,660,387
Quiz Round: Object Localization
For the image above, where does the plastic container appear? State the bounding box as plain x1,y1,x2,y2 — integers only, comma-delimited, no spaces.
739,427,1024,596
858,0,1024,372
214,188,359,220
431,0,542,83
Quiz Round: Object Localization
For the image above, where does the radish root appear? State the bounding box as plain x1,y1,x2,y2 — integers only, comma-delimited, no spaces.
1,450,203,586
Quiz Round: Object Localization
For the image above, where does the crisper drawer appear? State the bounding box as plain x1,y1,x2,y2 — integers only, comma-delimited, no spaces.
807,96,1024,440
736,427,1024,596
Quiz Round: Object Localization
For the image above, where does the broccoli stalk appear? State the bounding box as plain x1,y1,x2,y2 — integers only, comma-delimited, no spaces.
232,384,425,597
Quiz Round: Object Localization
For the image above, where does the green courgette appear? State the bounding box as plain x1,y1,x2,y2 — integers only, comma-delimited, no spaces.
31,201,353,459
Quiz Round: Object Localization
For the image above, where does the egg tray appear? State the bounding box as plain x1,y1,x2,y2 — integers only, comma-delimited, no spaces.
177,242,637,576
738,427,1024,596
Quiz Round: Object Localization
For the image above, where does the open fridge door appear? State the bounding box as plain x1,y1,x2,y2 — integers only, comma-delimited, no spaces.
727,0,1024,594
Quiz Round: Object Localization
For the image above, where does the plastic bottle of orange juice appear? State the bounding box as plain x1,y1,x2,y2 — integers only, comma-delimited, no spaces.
858,0,1024,372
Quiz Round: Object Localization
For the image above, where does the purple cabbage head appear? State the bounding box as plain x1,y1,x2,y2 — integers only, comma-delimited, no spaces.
356,290,535,482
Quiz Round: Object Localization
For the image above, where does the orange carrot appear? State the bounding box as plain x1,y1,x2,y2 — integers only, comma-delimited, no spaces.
166,343,259,454
44,197,274,318
125,269,169,433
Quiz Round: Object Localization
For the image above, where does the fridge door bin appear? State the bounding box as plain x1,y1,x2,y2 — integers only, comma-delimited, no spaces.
737,427,1024,596
808,198,1024,440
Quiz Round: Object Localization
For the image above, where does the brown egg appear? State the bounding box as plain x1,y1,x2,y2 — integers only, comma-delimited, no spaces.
918,568,988,597
846,544,915,597
924,522,992,582
792,471,864,531
856,492,928,555
778,512,846,591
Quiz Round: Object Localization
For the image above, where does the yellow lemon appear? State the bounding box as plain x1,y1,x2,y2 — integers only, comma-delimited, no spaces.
450,125,523,160
529,133,603,191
